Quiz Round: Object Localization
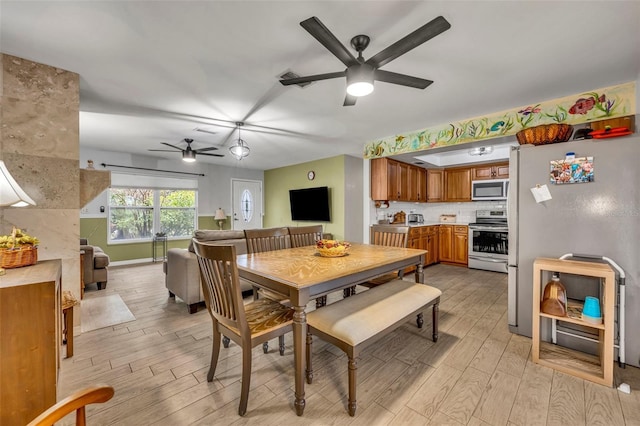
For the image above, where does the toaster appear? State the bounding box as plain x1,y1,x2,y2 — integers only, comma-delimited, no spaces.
407,213,424,224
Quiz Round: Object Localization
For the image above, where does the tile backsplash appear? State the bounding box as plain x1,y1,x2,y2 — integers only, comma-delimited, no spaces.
372,200,507,224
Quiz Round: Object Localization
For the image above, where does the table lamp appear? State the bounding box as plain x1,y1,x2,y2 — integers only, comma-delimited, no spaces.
214,208,226,230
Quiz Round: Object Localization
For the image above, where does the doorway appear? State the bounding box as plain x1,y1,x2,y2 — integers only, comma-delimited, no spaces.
231,179,263,230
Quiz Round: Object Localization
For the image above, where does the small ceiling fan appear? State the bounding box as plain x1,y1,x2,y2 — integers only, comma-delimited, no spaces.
148,138,224,162
280,15,451,106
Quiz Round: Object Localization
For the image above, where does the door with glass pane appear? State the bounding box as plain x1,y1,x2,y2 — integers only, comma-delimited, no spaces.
231,179,263,230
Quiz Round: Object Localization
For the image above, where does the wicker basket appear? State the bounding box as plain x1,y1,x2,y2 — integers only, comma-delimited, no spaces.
516,124,574,146
0,246,38,269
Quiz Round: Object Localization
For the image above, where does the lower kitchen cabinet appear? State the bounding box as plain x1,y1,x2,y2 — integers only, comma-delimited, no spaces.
439,225,468,266
425,226,439,266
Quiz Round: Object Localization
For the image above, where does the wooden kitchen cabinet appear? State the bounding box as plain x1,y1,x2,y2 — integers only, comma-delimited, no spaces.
472,162,509,180
438,224,468,266
453,225,469,265
444,167,472,202
1,260,62,425
371,158,428,202
438,225,454,263
410,167,428,202
427,169,444,202
425,226,439,266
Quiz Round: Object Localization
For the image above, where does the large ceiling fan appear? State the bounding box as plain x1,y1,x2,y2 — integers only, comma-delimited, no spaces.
148,138,224,162
280,15,451,106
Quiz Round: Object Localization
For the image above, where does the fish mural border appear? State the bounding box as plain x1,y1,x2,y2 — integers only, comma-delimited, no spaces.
364,81,636,159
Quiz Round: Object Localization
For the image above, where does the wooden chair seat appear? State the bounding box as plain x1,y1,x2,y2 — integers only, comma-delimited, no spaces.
306,280,441,416
231,299,294,335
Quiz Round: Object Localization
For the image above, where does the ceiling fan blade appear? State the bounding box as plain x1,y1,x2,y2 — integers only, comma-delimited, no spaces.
280,71,345,86
374,69,433,89
148,149,180,152
193,146,219,153
197,152,225,158
366,16,451,69
160,142,183,151
343,94,357,106
300,17,359,67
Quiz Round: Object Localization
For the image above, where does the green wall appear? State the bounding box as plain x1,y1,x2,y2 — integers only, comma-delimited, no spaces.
79,215,217,262
264,156,346,240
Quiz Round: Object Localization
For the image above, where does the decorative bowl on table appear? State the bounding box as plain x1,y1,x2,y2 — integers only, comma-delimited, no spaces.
316,239,351,257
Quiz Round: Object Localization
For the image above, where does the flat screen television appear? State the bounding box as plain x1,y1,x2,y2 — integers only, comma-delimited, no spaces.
289,186,330,222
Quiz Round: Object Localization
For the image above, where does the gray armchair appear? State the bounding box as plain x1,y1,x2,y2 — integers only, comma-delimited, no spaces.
80,238,110,290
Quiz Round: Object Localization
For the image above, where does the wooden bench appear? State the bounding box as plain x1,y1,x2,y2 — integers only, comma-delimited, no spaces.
306,280,441,416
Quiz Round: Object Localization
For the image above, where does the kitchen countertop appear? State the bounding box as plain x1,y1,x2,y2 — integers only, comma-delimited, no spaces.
378,222,470,227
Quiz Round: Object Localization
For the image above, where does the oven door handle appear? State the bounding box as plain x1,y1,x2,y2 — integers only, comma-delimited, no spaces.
468,255,507,263
469,226,509,232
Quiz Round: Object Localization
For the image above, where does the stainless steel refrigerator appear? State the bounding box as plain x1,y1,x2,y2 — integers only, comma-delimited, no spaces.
507,134,639,367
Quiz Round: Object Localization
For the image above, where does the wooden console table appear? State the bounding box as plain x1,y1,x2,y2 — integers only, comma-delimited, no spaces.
0,260,62,424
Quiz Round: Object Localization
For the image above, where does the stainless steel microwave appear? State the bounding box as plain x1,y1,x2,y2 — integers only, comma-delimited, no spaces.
471,179,509,201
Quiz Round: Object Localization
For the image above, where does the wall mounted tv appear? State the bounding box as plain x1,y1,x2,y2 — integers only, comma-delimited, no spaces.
289,186,331,222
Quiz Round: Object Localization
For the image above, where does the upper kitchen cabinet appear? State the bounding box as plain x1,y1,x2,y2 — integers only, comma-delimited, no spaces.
472,162,509,180
444,167,472,202
370,158,427,202
427,169,444,202
409,167,427,202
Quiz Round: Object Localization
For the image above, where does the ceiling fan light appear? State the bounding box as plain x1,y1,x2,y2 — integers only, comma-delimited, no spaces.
346,65,374,97
182,150,196,162
229,139,250,160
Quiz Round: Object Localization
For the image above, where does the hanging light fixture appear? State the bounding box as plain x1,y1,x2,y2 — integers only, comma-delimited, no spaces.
229,122,250,160
346,64,375,97
0,160,36,207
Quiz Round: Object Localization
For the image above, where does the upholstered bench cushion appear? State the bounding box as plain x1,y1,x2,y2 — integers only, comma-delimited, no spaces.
307,280,442,346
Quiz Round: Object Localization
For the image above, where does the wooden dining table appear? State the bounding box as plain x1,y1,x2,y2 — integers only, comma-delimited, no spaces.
236,243,427,416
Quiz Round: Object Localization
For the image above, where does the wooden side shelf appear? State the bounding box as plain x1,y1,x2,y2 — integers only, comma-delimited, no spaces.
532,257,615,387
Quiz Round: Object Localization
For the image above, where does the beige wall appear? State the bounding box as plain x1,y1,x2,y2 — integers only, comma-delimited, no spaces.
0,54,80,311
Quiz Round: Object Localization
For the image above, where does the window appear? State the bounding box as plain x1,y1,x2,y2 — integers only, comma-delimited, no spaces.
109,188,197,242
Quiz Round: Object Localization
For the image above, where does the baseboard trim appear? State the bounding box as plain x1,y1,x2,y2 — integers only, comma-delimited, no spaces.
110,257,164,267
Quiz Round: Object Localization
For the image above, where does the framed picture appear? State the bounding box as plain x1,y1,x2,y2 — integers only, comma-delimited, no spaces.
550,156,594,184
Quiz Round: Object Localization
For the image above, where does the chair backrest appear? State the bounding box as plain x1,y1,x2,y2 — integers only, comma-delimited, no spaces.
289,225,323,248
244,227,291,253
192,240,248,335
27,385,114,426
370,225,410,248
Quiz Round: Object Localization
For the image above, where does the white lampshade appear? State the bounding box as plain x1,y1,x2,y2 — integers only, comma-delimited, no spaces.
214,208,226,220
0,160,36,207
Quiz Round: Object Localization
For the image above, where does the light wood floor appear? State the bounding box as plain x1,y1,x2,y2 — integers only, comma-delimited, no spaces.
60,263,640,425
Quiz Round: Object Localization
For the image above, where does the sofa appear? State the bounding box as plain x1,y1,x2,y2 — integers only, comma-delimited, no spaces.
80,238,110,290
165,227,330,314
165,230,253,313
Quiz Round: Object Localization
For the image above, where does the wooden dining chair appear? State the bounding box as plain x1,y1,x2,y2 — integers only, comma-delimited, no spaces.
289,225,328,308
27,385,114,426
193,241,294,416
244,227,292,355
344,225,411,297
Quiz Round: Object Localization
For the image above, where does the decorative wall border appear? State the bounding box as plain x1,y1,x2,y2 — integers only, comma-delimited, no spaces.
364,81,636,159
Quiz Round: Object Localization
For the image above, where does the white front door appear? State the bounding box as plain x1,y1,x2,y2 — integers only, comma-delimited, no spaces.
231,179,263,230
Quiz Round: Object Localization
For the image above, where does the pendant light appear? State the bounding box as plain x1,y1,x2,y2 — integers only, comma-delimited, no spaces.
229,122,250,160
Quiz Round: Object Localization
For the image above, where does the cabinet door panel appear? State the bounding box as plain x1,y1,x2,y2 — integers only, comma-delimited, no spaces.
438,225,454,262
444,168,471,202
453,232,468,264
427,170,444,202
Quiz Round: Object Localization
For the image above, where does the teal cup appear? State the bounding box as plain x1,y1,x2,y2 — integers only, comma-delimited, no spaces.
583,296,601,318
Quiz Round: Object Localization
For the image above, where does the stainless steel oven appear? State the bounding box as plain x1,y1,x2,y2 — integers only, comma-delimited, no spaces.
468,210,508,273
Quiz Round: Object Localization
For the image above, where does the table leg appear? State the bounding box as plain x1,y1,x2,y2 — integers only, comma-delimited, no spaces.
415,261,425,284
292,305,307,416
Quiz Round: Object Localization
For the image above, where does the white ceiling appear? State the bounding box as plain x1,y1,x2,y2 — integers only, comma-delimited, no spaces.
2,1,639,170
